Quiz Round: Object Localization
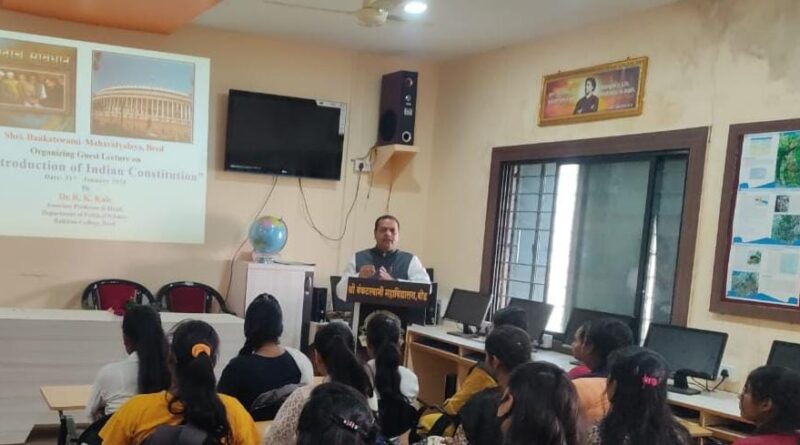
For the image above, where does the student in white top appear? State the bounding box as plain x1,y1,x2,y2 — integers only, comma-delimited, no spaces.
86,305,170,420
263,321,376,445
365,312,419,404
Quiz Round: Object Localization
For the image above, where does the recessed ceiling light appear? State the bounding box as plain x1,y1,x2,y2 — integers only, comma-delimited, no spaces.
404,1,428,15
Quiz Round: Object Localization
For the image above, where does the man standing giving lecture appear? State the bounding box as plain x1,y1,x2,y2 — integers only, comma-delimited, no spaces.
336,215,430,301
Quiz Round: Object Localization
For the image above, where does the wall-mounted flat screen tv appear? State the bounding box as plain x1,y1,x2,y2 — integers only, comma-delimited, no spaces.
225,89,346,180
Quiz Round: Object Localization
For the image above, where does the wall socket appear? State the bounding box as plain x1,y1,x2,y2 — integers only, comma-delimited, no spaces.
719,363,736,381
352,159,371,172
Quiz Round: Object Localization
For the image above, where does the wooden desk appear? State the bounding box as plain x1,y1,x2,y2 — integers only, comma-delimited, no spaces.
404,324,751,443
40,385,92,412
40,385,92,445
0,308,245,445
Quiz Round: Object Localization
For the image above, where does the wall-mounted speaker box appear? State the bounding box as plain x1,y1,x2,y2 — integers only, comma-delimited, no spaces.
377,70,418,145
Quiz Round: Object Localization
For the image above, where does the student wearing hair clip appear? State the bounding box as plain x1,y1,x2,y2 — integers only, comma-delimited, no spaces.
589,347,691,445
99,320,260,444
297,382,385,445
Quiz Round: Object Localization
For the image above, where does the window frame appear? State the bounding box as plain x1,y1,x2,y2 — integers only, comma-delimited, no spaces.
480,128,709,327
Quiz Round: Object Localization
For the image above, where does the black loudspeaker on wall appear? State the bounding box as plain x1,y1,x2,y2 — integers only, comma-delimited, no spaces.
377,70,418,145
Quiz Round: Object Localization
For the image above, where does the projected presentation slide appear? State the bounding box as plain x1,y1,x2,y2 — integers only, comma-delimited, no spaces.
0,30,210,244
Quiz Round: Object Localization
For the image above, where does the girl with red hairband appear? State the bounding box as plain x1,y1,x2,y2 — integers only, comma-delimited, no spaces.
589,347,692,445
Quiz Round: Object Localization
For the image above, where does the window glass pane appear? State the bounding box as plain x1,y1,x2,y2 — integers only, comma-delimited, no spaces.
533,285,545,301
534,266,547,284
518,176,541,194
540,212,552,230
515,194,539,212
513,229,535,264
507,281,530,299
570,161,650,316
545,163,557,176
541,194,554,212
543,176,556,193
520,164,542,177
513,211,538,230
535,231,550,266
509,264,533,282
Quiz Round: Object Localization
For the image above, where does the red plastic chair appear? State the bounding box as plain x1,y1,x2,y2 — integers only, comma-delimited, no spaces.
156,281,232,314
81,279,155,314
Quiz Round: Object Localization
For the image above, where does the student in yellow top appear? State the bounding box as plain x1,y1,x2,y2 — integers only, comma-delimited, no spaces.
100,320,261,444
418,323,532,437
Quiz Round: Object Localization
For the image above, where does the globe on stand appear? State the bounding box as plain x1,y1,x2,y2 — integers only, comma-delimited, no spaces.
249,216,288,263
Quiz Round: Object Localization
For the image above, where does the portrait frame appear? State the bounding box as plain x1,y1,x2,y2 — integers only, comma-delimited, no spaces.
538,56,648,126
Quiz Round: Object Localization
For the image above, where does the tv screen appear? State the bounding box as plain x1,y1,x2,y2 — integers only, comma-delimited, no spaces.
225,89,346,180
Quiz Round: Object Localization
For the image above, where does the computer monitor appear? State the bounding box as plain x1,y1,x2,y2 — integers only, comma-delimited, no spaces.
644,323,728,395
767,340,800,372
443,289,491,333
330,276,354,312
562,307,637,346
508,298,554,343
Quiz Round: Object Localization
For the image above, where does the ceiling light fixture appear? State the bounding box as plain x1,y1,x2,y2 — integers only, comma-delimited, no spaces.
403,1,428,15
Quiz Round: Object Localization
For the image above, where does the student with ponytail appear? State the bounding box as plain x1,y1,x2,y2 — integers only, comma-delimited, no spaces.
734,365,800,445
263,321,375,445
365,312,418,404
218,294,313,414
591,347,691,445
86,305,171,420
100,320,260,444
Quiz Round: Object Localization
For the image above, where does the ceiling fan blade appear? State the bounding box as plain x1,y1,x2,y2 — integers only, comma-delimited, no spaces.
386,14,432,26
262,0,355,16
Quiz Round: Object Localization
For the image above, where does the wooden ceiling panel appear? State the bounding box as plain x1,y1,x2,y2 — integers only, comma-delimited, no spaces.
0,0,221,34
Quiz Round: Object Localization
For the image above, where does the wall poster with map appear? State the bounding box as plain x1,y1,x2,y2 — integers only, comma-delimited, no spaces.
713,120,800,323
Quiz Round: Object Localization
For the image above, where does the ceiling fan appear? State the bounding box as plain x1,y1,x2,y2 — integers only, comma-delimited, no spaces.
262,0,419,27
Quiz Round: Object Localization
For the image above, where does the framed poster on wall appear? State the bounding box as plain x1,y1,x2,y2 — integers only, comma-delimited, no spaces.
711,119,800,323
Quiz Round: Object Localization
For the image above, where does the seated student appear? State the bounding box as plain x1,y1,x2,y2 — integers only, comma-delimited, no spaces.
218,294,313,419
569,318,633,424
490,306,528,332
365,312,420,441
453,325,532,445
496,361,583,445
365,312,419,404
82,306,171,444
99,320,260,444
85,304,170,438
418,325,532,437
297,382,381,445
734,365,800,445
590,347,691,445
263,321,375,445
566,322,592,379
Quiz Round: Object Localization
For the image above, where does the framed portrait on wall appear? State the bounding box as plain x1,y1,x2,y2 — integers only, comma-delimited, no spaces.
538,57,648,126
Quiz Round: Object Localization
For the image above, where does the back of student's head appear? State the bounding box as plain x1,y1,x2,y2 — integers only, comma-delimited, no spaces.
601,347,690,445
502,361,582,445
239,293,283,355
366,312,403,401
122,305,170,394
313,322,373,398
297,382,379,445
743,365,800,435
493,306,528,332
485,325,532,373
583,318,634,370
169,320,231,443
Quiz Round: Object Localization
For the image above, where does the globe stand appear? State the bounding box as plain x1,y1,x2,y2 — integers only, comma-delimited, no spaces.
252,252,280,263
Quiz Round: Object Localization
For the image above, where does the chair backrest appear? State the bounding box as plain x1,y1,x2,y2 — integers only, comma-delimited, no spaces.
82,279,154,314
157,281,228,313
379,397,420,439
142,424,215,445
249,383,302,421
